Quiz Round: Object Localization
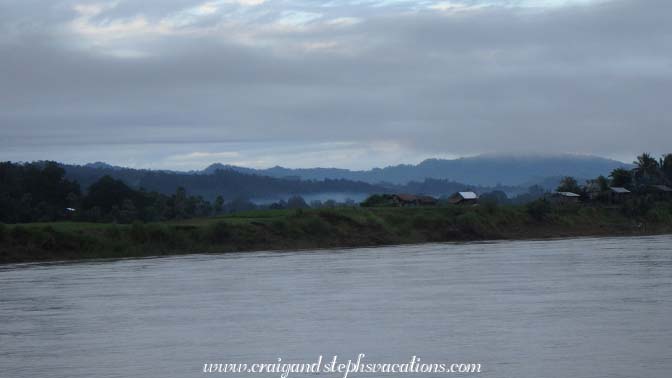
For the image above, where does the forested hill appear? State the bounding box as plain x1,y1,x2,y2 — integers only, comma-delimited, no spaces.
62,164,386,200
203,154,631,186
63,163,522,200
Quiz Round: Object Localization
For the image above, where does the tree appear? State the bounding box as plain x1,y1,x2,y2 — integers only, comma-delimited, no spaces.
633,153,661,186
172,187,188,219
595,175,610,192
610,168,632,188
119,199,138,223
527,199,552,221
661,154,672,184
269,200,286,210
83,175,136,213
528,185,545,196
213,195,224,215
287,195,309,209
226,197,257,213
556,176,581,193
361,194,390,207
480,190,509,205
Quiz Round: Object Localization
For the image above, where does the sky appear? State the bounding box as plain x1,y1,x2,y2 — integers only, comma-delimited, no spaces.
1,0,670,170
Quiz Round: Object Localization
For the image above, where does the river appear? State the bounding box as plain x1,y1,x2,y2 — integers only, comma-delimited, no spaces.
2,235,672,377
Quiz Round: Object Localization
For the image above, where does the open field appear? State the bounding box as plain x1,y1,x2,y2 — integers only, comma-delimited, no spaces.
2,203,672,264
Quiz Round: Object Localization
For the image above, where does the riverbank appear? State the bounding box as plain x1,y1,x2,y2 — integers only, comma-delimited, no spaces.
2,204,672,264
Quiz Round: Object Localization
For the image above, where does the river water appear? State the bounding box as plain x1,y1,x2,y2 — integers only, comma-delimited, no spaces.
1,236,672,378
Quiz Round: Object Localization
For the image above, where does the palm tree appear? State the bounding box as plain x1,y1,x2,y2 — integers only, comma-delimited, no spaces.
660,154,672,184
556,176,581,193
609,168,632,188
633,153,661,186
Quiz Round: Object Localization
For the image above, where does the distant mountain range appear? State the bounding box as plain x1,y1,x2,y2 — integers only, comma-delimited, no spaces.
63,164,386,201
53,154,630,202
200,154,632,186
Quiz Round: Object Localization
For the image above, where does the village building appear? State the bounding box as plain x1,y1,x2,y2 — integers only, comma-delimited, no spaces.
417,195,438,206
609,187,631,203
448,191,478,205
550,191,581,204
648,185,672,200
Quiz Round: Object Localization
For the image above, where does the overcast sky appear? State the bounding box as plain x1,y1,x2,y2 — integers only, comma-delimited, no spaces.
1,0,670,170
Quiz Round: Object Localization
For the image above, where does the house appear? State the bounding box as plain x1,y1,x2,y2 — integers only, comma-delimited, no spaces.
648,185,672,199
551,191,581,204
448,191,478,205
417,195,438,206
64,207,76,220
609,187,631,203
392,194,419,206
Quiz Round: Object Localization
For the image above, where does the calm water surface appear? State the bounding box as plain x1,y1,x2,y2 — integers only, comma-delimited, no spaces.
2,236,672,378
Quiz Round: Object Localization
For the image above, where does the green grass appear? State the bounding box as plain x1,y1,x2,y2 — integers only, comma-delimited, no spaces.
2,203,672,264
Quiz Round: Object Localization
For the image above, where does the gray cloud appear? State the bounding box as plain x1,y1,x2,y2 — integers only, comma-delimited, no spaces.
1,0,670,169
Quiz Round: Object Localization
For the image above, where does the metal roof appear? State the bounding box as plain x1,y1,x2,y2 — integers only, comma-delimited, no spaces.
556,191,581,197
395,194,418,201
651,185,672,192
458,192,478,199
610,187,630,193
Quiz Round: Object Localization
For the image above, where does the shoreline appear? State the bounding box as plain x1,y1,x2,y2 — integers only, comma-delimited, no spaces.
2,206,672,264
5,231,672,268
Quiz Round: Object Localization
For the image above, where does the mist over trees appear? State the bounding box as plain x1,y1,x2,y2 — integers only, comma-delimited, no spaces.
0,162,363,223
63,164,385,200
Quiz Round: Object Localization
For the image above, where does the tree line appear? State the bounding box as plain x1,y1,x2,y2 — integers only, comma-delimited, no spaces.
0,161,358,224
0,162,215,223
556,153,672,194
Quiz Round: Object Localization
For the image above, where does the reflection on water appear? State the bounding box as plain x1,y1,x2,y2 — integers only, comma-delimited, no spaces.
2,236,672,378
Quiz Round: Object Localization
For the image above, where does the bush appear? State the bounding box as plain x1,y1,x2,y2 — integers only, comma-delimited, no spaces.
646,207,672,223
0,223,5,242
271,219,288,233
411,214,435,229
104,225,121,239
147,225,171,244
361,194,391,207
207,221,231,243
455,212,487,237
301,216,330,235
130,221,147,243
526,199,552,221
622,197,654,218
481,200,499,215
10,226,31,245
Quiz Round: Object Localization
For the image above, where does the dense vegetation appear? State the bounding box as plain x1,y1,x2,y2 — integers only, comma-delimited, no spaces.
0,162,218,223
556,153,672,195
2,202,672,264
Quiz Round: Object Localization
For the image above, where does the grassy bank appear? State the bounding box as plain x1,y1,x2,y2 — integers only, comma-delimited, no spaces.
2,203,672,264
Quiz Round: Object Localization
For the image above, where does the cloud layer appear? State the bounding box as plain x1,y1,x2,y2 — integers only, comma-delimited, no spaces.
1,0,670,169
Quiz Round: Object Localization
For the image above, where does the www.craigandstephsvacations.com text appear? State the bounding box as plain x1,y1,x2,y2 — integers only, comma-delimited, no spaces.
202,354,482,377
